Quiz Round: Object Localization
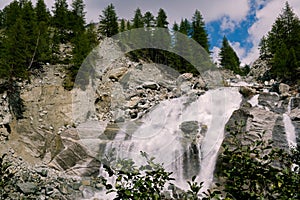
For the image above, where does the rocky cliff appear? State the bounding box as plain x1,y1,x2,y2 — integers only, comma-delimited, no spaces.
0,39,299,199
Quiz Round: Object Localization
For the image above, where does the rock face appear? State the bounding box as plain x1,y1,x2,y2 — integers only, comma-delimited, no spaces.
0,36,299,199
290,97,300,144
248,58,271,81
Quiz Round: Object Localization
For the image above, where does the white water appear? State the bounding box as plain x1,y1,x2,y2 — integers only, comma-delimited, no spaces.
283,98,297,148
104,87,242,190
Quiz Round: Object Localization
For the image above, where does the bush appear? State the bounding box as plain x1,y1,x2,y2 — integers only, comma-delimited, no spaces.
217,124,299,199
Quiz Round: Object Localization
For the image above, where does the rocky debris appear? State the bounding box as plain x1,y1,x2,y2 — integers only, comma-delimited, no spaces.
0,91,12,142
1,151,107,200
248,58,271,81
289,97,300,145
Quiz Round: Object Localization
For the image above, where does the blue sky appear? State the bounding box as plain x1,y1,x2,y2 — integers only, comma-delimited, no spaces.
1,0,300,64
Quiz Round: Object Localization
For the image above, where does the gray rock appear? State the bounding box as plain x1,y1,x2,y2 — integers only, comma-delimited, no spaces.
279,83,290,95
108,67,128,81
180,121,199,134
17,182,37,194
142,81,160,90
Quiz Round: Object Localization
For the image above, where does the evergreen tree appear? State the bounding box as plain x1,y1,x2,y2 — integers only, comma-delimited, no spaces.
179,18,191,35
71,0,86,34
219,36,241,74
21,0,38,67
191,10,209,52
119,18,126,32
34,0,51,65
1,17,28,79
35,0,50,24
52,0,70,43
143,11,155,27
126,20,131,30
261,2,300,83
258,36,271,60
156,8,168,28
1,0,21,29
98,4,119,37
132,8,143,29
66,24,98,90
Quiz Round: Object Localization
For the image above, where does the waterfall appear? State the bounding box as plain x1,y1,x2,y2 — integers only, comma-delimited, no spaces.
283,98,297,148
103,87,242,190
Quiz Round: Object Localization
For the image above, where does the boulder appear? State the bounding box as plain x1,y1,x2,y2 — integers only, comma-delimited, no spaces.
17,182,37,195
279,83,290,95
180,121,199,134
108,67,128,81
239,86,256,98
142,81,160,90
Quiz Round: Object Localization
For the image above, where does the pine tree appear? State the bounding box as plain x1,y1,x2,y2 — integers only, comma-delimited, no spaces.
66,24,98,90
260,1,300,83
98,4,119,37
191,10,209,52
36,0,50,24
52,0,70,43
21,0,38,67
143,11,155,27
132,8,143,29
71,0,86,34
1,0,21,29
179,19,191,35
156,8,168,28
2,17,28,79
119,19,126,32
219,36,241,74
34,0,51,65
126,20,131,30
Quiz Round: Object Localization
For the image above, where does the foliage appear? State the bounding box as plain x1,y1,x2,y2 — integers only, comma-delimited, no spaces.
98,4,119,37
259,2,300,84
100,151,175,199
217,122,300,199
219,36,241,74
144,11,155,28
132,8,144,29
65,24,98,90
191,10,209,53
52,0,71,43
156,8,168,28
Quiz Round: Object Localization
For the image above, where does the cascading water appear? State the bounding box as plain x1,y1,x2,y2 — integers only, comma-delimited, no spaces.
103,87,242,190
283,98,297,148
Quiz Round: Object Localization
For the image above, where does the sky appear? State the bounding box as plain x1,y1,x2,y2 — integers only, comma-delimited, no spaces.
1,0,300,65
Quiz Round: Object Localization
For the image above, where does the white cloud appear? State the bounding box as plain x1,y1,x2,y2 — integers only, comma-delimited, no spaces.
230,41,247,60
0,0,250,24
243,0,300,64
220,17,237,32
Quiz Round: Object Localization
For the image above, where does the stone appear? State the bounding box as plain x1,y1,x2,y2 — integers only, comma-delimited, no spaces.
279,83,290,95
45,187,54,195
239,86,256,98
81,180,91,186
17,182,37,194
142,81,160,90
180,121,199,134
108,67,128,81
126,96,140,109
